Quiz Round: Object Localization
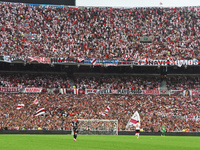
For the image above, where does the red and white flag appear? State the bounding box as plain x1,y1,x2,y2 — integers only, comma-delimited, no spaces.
35,108,45,116
100,106,110,116
91,58,96,65
145,58,147,64
17,104,24,110
77,58,84,63
105,106,110,112
60,86,66,94
53,47,57,52
133,53,138,59
125,54,129,60
99,112,107,116
74,89,79,95
126,111,140,128
33,97,39,104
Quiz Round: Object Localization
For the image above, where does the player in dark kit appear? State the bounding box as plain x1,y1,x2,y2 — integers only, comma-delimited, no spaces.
71,116,79,141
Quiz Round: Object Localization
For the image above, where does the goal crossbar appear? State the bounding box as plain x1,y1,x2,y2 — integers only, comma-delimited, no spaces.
78,119,117,122
75,119,118,135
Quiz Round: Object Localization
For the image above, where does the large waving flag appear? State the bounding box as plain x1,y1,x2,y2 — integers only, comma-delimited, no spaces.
126,111,140,128
99,112,107,116
35,108,45,116
105,106,110,112
100,105,111,116
17,104,24,110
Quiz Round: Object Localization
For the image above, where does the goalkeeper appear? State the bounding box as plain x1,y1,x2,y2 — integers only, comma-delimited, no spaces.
161,125,165,136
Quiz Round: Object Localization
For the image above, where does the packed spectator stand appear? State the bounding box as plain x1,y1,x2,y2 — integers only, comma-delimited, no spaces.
167,76,200,90
0,3,200,60
0,93,199,132
0,73,71,88
1,73,200,91
0,74,200,132
74,75,160,90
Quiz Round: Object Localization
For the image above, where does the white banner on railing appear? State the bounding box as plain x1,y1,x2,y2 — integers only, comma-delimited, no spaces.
142,90,160,95
85,89,98,95
185,115,200,121
169,90,184,96
191,90,200,96
24,88,42,93
85,89,159,95
27,57,50,64
0,87,19,93
134,59,199,66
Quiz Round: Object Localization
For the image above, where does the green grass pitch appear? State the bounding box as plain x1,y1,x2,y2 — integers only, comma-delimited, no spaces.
0,134,199,150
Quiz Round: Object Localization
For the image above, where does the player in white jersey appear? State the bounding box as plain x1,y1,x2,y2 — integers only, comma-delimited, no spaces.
135,120,140,139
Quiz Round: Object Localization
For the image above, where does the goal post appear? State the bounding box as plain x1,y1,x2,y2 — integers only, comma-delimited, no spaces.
76,119,118,135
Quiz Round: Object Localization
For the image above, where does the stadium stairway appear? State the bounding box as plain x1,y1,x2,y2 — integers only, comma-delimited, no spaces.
69,78,75,88
160,80,167,92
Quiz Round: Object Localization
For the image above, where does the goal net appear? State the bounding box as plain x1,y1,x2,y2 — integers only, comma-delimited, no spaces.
76,119,118,135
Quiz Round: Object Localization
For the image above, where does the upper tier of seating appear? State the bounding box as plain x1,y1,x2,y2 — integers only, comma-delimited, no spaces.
0,3,199,60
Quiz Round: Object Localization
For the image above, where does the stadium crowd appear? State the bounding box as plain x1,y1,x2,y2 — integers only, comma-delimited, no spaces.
0,93,199,132
0,2,199,133
74,75,160,90
1,73,200,91
0,3,200,60
167,76,200,90
0,73,71,88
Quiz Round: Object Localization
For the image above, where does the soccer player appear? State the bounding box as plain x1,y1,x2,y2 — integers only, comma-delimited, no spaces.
135,120,140,139
71,116,79,141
